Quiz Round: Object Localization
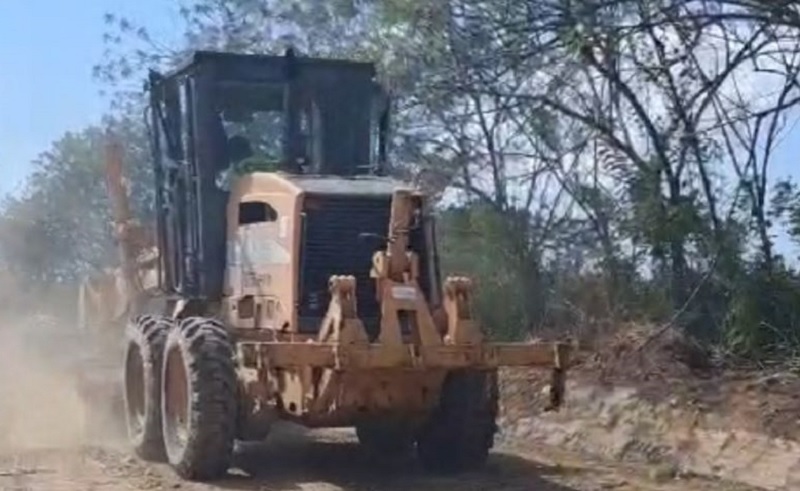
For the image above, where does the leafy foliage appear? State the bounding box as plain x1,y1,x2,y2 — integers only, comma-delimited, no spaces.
5,0,800,361
0,117,152,286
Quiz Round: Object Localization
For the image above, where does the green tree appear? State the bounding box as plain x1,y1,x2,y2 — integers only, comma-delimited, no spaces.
0,116,152,289
4,0,800,358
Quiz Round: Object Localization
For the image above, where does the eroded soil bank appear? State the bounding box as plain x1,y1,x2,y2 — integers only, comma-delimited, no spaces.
499,326,800,491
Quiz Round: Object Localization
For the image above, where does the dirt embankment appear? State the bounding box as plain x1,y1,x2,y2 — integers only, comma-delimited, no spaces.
499,325,800,491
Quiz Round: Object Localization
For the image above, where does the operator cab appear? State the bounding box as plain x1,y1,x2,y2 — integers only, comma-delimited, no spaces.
150,48,391,177
146,49,392,301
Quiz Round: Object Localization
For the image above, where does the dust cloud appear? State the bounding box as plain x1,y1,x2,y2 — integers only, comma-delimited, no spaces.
0,313,124,454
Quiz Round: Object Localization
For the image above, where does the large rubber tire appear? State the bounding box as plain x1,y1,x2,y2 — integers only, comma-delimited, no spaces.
123,315,172,461
356,420,415,456
161,317,237,481
416,370,499,473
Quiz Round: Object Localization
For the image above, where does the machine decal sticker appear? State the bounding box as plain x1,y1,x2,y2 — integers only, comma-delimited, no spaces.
279,216,290,238
242,239,291,266
227,239,242,266
240,223,290,266
391,285,417,301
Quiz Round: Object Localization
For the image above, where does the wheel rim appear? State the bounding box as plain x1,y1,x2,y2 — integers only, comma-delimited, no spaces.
163,343,190,457
124,344,145,440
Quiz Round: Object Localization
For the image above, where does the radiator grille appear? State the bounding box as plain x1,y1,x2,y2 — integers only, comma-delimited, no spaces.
297,195,431,338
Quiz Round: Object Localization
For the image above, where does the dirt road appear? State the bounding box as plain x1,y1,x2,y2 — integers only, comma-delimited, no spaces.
0,321,764,491
0,427,758,491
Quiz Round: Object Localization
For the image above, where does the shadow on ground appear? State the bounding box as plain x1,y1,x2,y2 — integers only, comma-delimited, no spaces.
202,425,582,491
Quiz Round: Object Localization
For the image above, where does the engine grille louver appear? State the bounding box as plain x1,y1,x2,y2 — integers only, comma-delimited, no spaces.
297,195,430,339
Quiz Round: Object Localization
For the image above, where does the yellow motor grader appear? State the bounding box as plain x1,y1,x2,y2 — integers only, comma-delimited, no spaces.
96,49,571,481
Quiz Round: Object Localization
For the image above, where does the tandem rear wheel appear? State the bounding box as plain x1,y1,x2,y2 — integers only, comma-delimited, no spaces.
123,315,239,481
161,317,238,481
122,315,172,461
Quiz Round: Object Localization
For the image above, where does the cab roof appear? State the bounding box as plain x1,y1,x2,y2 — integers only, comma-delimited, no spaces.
238,172,418,198
285,173,416,196
164,50,376,81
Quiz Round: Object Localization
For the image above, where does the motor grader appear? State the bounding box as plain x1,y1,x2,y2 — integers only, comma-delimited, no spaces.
119,49,571,481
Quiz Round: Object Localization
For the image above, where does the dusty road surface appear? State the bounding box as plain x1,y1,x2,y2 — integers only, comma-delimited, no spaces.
0,320,764,491
0,426,759,491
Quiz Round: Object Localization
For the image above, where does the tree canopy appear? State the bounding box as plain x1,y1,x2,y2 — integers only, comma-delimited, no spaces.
5,0,800,357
